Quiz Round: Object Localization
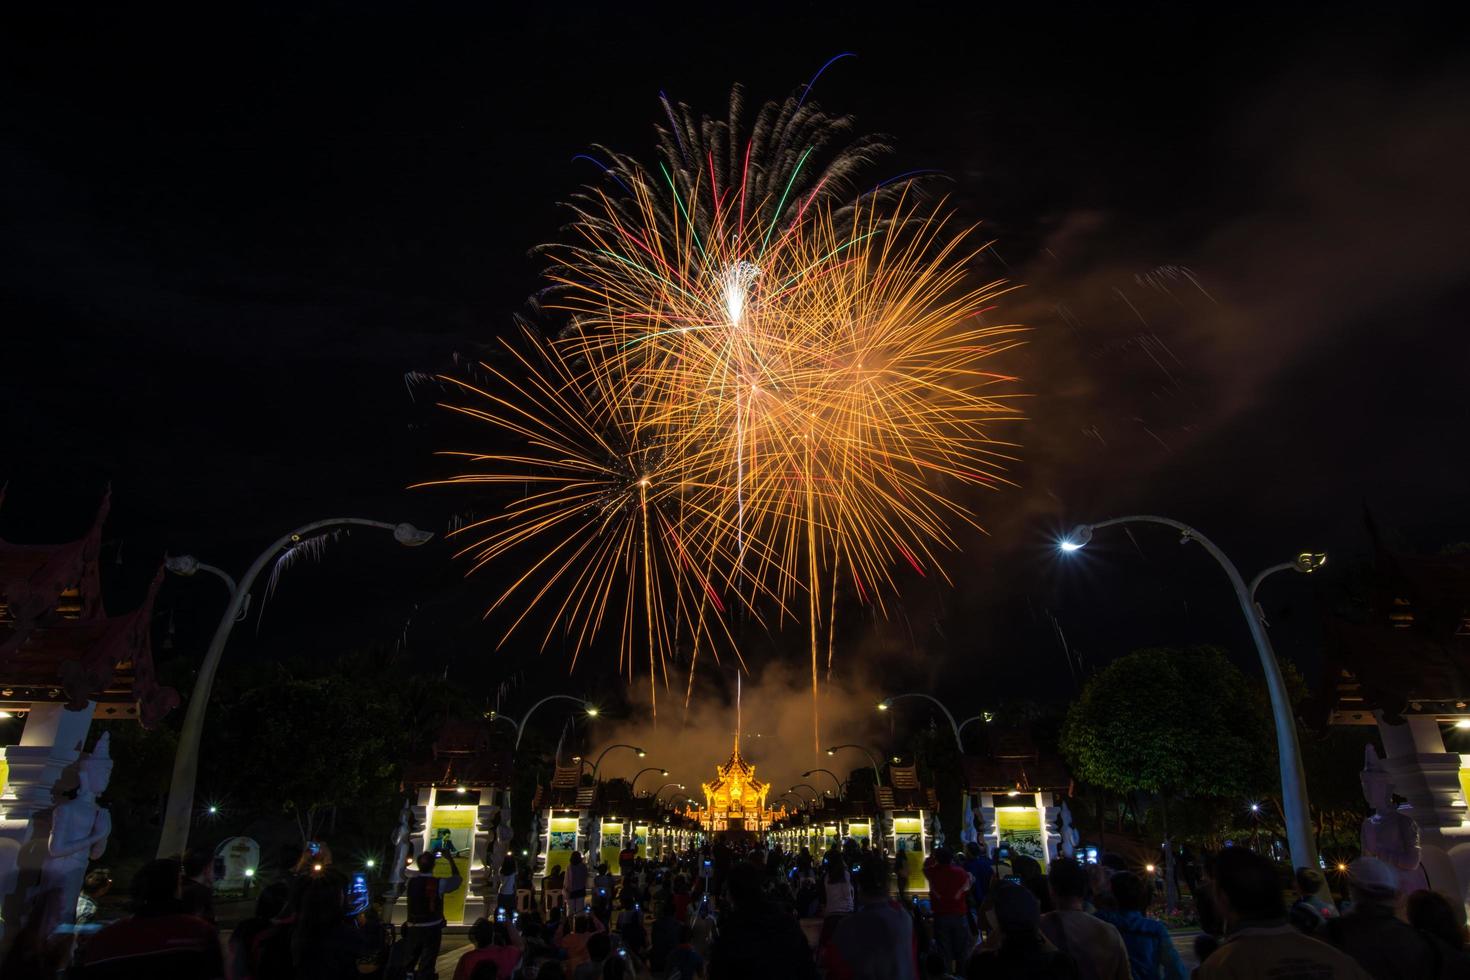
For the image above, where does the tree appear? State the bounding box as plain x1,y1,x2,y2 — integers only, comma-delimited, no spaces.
1060,647,1270,830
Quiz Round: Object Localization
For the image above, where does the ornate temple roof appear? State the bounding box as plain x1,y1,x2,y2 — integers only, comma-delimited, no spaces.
962,728,1072,793
401,720,515,789
0,490,179,728
1317,523,1470,724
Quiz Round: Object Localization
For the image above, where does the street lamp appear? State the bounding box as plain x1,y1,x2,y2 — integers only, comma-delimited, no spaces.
877,694,987,753
158,517,433,858
825,744,884,784
1057,515,1326,873
586,743,646,781
631,767,670,794
486,696,600,751
790,783,823,802
651,783,685,800
778,792,808,810
802,769,844,797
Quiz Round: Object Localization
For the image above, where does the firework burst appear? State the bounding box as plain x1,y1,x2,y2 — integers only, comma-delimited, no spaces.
426,86,1025,745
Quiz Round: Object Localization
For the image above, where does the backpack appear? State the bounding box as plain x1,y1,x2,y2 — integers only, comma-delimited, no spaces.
406,876,443,924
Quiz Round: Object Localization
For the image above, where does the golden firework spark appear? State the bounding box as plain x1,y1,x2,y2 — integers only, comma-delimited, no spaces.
426,91,1025,747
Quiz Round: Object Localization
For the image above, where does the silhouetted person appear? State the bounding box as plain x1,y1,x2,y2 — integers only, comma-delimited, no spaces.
1198,847,1367,979
75,859,224,978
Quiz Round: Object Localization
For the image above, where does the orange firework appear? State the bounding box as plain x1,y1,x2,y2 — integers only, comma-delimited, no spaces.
427,90,1025,746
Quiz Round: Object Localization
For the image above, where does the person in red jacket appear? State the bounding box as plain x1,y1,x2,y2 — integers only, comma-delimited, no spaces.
923,847,975,973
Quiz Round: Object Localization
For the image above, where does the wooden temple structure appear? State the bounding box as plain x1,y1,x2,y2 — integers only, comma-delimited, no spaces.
962,727,1072,866
395,720,515,926
0,490,179,944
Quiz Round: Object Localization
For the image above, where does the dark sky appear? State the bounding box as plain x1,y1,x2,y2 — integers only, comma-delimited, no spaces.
3,4,1467,715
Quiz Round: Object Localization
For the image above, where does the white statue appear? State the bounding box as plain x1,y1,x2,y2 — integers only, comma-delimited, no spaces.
390,798,414,888
1057,801,1079,859
42,733,113,926
1360,744,1427,895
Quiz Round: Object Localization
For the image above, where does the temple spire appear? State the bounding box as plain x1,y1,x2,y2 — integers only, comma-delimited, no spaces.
734,673,742,756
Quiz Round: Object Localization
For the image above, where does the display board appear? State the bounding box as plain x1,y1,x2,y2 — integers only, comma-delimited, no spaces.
893,816,926,889
428,802,476,924
997,807,1046,864
633,825,649,858
546,816,579,877
600,822,624,873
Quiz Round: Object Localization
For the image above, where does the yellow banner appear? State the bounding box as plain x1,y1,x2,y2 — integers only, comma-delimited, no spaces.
546,816,579,877
997,807,1045,865
601,822,624,874
428,802,476,924
893,817,925,890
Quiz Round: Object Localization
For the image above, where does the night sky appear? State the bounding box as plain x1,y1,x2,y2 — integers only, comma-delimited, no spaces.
3,4,1467,716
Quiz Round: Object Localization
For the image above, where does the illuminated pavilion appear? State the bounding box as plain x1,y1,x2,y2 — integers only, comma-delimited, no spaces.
695,732,783,833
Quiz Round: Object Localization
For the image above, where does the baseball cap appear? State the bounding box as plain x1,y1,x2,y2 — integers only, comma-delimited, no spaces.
1346,857,1398,897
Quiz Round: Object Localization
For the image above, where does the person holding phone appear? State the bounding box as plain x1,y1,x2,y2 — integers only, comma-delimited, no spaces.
403,849,462,978
923,847,975,974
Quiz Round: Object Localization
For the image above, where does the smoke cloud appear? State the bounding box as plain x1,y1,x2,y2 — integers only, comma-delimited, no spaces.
592,661,892,807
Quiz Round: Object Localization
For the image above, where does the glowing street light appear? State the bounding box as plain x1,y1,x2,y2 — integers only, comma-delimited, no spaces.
825,744,884,784
802,769,845,797
877,694,988,754
1058,515,1325,875
486,696,600,751
631,767,670,795
582,743,647,781
158,517,433,859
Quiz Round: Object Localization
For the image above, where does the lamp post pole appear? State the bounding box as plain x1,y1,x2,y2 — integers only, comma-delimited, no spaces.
825,744,884,785
1059,515,1325,873
802,769,845,797
487,696,599,752
158,518,433,858
630,768,669,795
587,744,646,781
878,692,988,845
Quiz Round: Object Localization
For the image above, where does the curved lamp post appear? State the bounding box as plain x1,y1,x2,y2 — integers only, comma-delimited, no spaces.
1058,515,1326,873
585,743,646,781
158,518,433,858
790,783,825,801
650,782,685,799
825,744,884,785
630,767,669,794
877,693,987,753
487,696,600,752
878,692,988,844
802,769,844,797
777,792,808,811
